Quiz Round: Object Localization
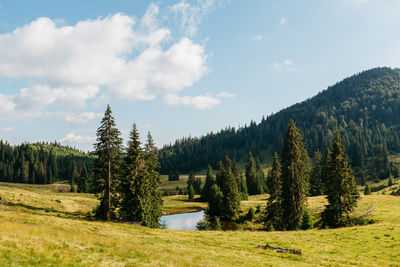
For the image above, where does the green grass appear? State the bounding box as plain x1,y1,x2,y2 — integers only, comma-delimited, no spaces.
0,182,400,266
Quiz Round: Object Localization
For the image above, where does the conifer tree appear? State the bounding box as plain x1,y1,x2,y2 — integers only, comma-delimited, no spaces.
207,183,223,217
119,123,143,221
388,175,394,187
245,152,259,195
364,183,371,195
201,166,216,201
280,120,310,230
238,172,248,200
188,185,195,200
264,153,282,230
322,131,359,228
77,164,89,193
219,157,240,220
93,105,123,221
255,158,265,194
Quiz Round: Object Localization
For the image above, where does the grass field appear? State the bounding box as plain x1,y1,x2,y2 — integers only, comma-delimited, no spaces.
0,182,400,266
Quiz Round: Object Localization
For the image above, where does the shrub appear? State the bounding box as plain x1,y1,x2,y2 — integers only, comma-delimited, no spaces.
301,209,313,230
247,207,256,221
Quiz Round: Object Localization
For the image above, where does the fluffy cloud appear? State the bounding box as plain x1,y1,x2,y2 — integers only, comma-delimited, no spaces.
0,8,210,115
59,133,96,145
164,94,220,109
64,112,102,123
217,91,236,98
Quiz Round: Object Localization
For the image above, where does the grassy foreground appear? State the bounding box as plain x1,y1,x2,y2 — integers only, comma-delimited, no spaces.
0,182,399,266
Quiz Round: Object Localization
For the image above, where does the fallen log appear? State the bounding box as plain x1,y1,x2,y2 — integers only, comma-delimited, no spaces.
257,243,302,255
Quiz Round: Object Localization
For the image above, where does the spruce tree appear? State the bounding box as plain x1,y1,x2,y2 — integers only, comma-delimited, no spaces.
219,157,240,220
77,164,89,193
264,153,282,230
201,166,216,201
245,152,259,195
188,185,195,200
364,183,371,195
388,175,394,187
93,105,123,221
119,123,143,221
142,132,163,227
207,183,223,217
322,131,359,228
280,120,310,230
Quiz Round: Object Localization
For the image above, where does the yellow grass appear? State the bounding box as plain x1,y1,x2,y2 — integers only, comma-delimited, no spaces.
0,182,400,266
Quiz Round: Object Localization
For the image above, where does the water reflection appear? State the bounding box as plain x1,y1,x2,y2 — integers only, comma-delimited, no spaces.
160,210,204,230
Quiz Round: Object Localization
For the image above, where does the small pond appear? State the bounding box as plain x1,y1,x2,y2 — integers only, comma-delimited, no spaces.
160,210,204,230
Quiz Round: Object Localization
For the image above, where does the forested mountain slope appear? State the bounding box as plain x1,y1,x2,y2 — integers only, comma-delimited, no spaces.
0,141,93,184
159,67,400,173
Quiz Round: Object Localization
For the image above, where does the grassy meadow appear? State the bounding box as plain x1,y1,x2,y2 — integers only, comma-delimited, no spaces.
0,182,399,266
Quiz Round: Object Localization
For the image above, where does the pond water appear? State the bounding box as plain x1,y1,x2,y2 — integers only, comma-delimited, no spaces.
160,210,204,230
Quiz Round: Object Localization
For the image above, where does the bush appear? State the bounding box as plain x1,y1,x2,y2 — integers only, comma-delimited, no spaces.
196,219,209,230
255,204,261,213
247,207,256,221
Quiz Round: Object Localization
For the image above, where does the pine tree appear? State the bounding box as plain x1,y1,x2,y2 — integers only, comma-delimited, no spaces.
219,157,240,220
238,172,248,200
310,151,325,196
188,185,195,200
364,183,371,195
264,152,282,230
201,166,216,201
93,105,123,221
280,120,311,230
77,164,89,193
245,152,259,195
388,175,394,187
207,183,223,217
143,132,163,227
322,131,359,228
301,208,313,230
187,171,196,199
119,123,143,221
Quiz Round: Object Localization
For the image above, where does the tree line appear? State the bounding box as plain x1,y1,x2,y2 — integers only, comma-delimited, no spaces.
198,121,359,230
159,67,400,178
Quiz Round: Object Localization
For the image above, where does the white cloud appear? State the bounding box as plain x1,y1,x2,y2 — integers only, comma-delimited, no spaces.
59,133,96,145
164,94,220,109
0,9,209,116
2,127,13,132
64,112,102,123
217,91,236,98
273,59,295,71
252,34,263,41
171,0,217,36
280,16,288,25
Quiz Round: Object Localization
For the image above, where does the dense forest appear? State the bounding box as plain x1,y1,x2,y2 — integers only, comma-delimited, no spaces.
159,67,400,174
0,141,92,186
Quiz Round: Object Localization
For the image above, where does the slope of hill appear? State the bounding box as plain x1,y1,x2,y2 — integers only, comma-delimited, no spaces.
0,182,399,266
159,67,400,173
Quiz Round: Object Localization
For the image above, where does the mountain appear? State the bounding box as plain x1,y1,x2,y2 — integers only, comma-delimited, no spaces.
159,67,400,173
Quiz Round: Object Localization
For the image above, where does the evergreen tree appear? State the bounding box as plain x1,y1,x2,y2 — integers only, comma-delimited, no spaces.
280,120,311,230
207,183,223,217
219,157,240,220
77,164,89,193
119,123,143,221
322,131,359,228
364,183,371,195
264,153,282,230
201,166,216,201
238,172,248,200
245,152,260,195
187,171,196,197
93,105,123,221
301,208,313,230
188,185,195,200
310,151,325,196
388,175,394,187
255,158,265,194
142,132,163,227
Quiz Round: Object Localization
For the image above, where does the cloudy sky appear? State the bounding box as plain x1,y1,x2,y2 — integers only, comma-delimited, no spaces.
0,0,400,150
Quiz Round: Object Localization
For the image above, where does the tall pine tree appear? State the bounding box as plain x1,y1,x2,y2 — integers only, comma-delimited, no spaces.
321,131,359,228
93,105,123,221
264,152,282,230
280,120,310,230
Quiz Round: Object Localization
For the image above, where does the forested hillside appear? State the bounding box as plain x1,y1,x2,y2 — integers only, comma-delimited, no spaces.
0,141,93,184
159,67,400,173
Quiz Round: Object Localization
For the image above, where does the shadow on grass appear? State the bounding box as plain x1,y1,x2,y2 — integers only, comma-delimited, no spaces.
4,201,91,221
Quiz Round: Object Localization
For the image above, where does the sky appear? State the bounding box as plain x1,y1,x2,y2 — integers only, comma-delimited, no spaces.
1,0,400,151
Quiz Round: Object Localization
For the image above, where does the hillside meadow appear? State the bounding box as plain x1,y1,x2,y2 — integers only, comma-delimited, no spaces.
0,182,399,266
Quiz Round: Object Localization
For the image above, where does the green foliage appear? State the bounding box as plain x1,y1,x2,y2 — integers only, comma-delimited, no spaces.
301,209,314,230
364,184,371,195
201,166,216,201
93,105,123,221
388,175,394,187
247,207,256,221
159,67,400,174
280,121,311,230
218,157,241,220
264,153,283,229
245,152,263,195
322,131,359,228
207,184,223,217
309,151,325,196
188,185,195,200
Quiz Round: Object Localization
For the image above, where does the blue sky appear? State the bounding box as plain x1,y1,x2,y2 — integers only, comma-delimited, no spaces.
0,0,400,151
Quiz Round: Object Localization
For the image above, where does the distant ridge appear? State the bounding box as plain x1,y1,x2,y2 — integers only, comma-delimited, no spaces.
159,67,400,173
